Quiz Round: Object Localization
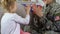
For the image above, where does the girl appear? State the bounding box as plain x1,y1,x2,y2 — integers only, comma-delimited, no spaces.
1,0,30,34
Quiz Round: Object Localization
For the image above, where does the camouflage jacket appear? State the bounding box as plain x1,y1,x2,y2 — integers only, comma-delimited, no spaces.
30,2,60,33
44,2,60,31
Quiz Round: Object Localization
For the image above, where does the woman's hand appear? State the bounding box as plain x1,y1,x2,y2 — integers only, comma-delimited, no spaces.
25,5,31,15
32,4,43,17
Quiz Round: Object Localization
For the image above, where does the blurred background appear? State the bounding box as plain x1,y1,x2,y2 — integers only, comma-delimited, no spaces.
0,0,60,34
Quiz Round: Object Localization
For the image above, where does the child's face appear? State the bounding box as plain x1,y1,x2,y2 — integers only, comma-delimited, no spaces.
10,2,17,13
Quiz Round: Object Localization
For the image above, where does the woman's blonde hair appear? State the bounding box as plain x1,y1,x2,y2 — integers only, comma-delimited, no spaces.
1,0,16,11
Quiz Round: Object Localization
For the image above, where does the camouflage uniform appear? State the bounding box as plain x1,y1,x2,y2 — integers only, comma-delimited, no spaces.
29,2,60,34
44,2,60,34
29,13,46,34
24,1,60,34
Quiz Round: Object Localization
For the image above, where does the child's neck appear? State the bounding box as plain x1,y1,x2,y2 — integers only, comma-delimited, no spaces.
5,11,15,14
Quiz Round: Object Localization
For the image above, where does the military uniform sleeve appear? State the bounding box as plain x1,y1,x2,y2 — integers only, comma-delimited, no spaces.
54,8,60,21
53,8,60,32
38,7,53,30
55,8,60,16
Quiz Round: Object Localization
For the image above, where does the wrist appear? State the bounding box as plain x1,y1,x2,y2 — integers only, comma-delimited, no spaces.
26,12,30,15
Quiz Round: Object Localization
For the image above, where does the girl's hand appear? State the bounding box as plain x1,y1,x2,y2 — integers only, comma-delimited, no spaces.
25,5,31,15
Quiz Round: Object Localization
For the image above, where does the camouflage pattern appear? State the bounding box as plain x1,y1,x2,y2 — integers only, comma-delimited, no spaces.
29,2,60,34
44,2,60,34
45,31,60,34
29,13,46,34
24,1,60,34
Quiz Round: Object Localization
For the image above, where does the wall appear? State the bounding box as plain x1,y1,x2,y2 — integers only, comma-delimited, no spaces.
56,0,60,4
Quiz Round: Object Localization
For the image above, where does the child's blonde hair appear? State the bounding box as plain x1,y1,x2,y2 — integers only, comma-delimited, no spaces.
1,0,16,12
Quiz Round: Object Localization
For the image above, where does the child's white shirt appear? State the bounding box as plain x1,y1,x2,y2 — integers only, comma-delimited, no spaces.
1,13,30,34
